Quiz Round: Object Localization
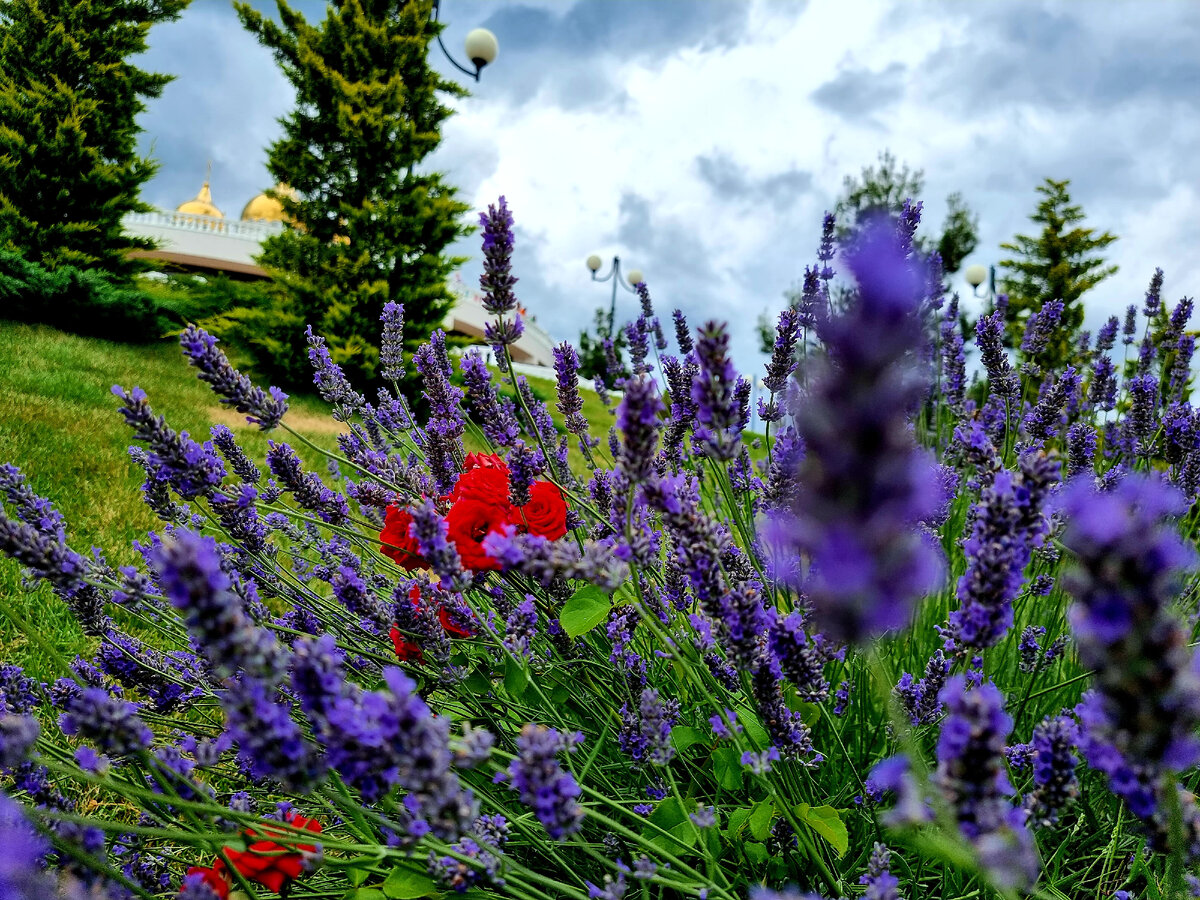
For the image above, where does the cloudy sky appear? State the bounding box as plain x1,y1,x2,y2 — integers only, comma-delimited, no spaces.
135,0,1200,371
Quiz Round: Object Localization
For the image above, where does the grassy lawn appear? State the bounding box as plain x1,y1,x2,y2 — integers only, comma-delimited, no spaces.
0,321,626,681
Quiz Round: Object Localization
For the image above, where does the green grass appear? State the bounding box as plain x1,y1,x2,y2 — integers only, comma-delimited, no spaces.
0,320,345,681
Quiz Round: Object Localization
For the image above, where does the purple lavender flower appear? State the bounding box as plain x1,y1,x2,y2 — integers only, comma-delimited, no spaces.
266,441,350,524
380,301,406,383
479,196,518,316
615,375,664,485
1058,476,1200,836
977,310,1018,401
1067,423,1097,480
305,326,368,422
179,325,288,430
1022,367,1079,444
0,715,38,769
859,842,903,900
553,342,591,441
940,295,966,414
691,322,742,460
766,219,943,644
760,307,801,422
415,331,468,495
57,684,152,758
625,317,651,378
894,650,951,726
1170,334,1195,402
1122,304,1138,345
1097,316,1119,352
459,350,520,448
502,595,538,658
497,724,583,840
935,677,1039,890
946,452,1055,652
617,688,680,767
672,309,693,355
1089,354,1118,412
1020,299,1065,359
210,425,260,483
408,498,471,592
1124,374,1159,458
1025,715,1080,827
1144,267,1164,319
113,386,226,500
0,791,60,899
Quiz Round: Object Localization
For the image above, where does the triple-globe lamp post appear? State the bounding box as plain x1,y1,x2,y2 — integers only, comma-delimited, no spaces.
431,0,499,82
586,254,643,338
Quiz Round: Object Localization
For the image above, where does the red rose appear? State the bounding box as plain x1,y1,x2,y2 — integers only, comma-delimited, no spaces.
445,494,512,571
463,452,509,474
511,481,568,541
222,813,322,895
380,504,426,570
185,866,230,900
438,604,474,638
390,624,424,663
449,464,511,506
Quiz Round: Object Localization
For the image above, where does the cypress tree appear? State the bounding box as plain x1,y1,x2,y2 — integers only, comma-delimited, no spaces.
0,0,188,277
999,178,1118,368
232,0,471,389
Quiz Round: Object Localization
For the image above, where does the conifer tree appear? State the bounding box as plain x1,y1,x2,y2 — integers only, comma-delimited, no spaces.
999,178,1118,368
0,0,188,277
232,0,471,389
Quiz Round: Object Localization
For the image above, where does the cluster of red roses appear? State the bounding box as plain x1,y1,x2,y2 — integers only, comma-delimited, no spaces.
379,452,568,662
379,452,568,573
186,812,322,898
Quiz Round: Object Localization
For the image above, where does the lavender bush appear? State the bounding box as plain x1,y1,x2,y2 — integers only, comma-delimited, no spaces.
3,195,1200,899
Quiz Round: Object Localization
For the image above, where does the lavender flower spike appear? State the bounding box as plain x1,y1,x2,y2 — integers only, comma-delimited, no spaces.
479,196,518,316
497,724,584,840
380,301,405,382
691,321,743,461
179,324,288,430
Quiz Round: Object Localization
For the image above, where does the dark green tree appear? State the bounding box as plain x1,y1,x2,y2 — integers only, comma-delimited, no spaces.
834,150,979,274
998,178,1118,368
231,0,471,388
0,0,187,277
577,307,629,384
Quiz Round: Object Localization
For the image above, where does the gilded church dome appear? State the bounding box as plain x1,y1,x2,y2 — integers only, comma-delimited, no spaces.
240,184,297,222
176,180,223,218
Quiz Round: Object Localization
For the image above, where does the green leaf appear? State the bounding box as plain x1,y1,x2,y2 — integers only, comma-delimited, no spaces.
348,867,369,887
504,656,529,698
670,725,708,754
797,804,848,858
382,866,440,899
711,746,744,790
744,842,769,865
559,585,612,639
747,800,774,842
345,890,386,900
734,706,770,747
725,806,753,838
647,797,699,852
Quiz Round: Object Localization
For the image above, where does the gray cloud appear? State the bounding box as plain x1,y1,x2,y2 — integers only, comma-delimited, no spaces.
811,62,906,125
694,152,812,211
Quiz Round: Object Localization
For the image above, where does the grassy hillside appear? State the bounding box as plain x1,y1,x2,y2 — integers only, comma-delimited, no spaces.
0,321,621,680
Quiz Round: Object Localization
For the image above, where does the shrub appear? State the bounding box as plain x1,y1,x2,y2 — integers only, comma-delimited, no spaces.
2,198,1200,900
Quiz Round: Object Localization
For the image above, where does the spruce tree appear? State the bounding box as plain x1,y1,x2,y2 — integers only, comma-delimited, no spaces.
232,0,471,389
0,0,187,277
999,178,1118,368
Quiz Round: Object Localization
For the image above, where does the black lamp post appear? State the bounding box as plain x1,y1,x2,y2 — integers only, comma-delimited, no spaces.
585,254,642,338
430,0,498,82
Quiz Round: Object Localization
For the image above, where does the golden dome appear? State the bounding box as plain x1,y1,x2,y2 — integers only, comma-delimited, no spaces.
176,180,223,218
240,184,297,222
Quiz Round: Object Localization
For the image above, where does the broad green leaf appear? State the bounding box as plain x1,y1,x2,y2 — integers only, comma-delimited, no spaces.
744,842,769,865
747,800,774,842
711,746,744,790
647,797,699,852
725,806,753,838
559,585,612,638
382,866,440,899
735,706,770,747
670,725,708,754
347,867,369,887
797,804,848,858
345,890,386,900
504,657,529,698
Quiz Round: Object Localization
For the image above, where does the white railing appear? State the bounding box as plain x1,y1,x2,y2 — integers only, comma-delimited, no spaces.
124,210,285,241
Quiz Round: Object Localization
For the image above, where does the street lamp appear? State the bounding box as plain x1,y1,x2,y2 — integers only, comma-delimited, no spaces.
431,0,499,82
964,263,997,308
586,254,642,338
